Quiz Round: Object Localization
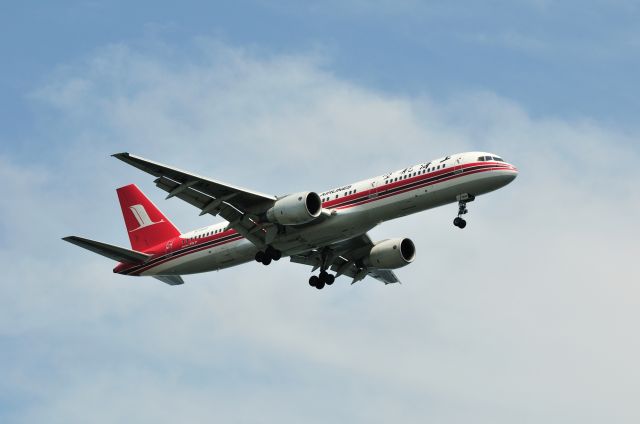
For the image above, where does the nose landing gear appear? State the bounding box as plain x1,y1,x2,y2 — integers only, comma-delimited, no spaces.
454,193,475,229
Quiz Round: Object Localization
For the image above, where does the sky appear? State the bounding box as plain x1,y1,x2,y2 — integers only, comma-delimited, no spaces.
1,1,639,423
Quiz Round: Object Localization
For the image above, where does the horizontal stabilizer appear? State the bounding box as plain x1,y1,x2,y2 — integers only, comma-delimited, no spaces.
63,236,151,264
153,275,185,286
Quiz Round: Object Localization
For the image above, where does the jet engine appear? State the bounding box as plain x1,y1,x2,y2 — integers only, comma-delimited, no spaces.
266,191,322,225
363,238,416,269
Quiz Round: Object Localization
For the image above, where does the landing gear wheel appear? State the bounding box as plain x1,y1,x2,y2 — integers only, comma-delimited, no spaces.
309,275,319,287
255,251,265,263
316,280,325,290
271,249,282,261
326,274,335,285
319,271,329,282
262,257,272,266
265,246,282,261
453,217,462,227
458,219,467,229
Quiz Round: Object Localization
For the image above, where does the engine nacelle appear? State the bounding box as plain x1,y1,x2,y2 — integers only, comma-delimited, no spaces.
266,191,322,225
363,238,416,269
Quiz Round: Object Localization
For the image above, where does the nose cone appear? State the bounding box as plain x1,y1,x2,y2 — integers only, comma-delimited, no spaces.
482,163,518,193
503,164,518,184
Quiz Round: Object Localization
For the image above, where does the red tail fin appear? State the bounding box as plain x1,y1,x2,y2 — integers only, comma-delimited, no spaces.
116,184,181,252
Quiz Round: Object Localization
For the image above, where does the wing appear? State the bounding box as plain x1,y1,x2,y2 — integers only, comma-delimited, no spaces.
290,233,401,285
113,153,278,247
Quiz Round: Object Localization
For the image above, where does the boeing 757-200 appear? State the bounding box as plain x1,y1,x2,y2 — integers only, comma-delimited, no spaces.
64,152,518,288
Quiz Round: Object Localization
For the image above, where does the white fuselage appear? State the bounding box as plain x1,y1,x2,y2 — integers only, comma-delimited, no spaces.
116,151,518,277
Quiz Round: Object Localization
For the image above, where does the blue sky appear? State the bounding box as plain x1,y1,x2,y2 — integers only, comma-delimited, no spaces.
3,0,640,150
1,2,639,423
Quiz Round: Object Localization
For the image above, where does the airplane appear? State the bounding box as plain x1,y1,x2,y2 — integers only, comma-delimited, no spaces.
63,152,518,289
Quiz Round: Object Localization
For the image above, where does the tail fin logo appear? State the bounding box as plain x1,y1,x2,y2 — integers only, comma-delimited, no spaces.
129,204,164,231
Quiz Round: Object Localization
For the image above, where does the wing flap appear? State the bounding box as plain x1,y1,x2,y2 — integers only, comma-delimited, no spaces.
63,236,151,264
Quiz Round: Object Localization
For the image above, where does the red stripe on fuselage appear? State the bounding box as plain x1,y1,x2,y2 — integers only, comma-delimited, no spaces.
119,234,244,276
326,162,513,209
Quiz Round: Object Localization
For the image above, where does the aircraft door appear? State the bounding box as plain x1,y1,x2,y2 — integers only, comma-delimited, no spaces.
454,155,464,175
368,179,379,200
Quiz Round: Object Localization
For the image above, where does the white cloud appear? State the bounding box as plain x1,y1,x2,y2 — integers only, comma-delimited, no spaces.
2,40,639,423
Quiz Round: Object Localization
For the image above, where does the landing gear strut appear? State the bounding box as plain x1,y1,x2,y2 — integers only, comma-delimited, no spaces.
255,245,282,265
307,249,336,290
454,193,475,229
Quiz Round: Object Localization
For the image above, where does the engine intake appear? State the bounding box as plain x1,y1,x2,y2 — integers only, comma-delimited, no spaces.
266,191,322,225
363,238,416,270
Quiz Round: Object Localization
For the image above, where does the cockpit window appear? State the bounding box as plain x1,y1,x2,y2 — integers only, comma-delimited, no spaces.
493,156,504,162
478,156,485,161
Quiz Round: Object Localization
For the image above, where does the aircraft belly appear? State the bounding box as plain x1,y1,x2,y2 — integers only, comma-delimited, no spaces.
143,238,257,276
274,212,377,254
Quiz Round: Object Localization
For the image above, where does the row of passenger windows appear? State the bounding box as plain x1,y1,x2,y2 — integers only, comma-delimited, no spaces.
322,162,452,201
322,189,357,203
384,164,445,185
478,156,504,162
182,228,225,244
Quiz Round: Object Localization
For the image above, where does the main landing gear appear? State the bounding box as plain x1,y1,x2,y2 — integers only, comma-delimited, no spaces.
308,271,335,290
307,248,336,290
255,246,282,265
454,193,475,229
